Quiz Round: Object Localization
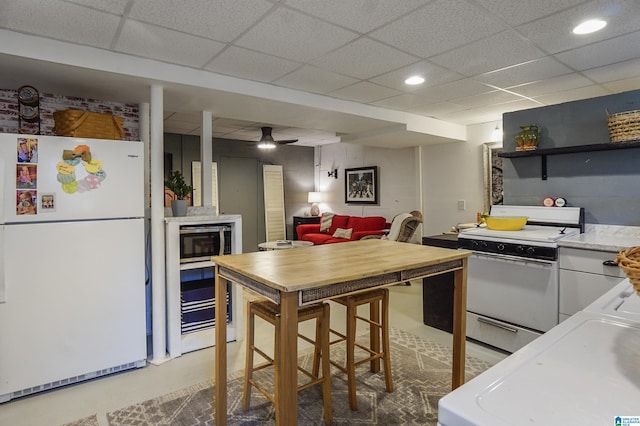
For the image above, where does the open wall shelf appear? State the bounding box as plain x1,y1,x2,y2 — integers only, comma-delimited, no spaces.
498,140,640,180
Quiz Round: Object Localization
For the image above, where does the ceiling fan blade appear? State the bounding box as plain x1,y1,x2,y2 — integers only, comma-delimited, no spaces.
276,139,298,144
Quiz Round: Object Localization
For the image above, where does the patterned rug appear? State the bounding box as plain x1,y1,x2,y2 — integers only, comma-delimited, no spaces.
68,327,494,425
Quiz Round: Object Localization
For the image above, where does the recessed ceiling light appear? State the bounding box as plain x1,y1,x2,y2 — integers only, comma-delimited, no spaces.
405,75,425,85
572,19,606,35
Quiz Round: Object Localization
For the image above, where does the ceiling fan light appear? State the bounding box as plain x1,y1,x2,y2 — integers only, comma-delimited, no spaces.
257,140,276,149
573,19,606,34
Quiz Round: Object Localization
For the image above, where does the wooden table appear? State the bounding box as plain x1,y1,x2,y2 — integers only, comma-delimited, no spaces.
213,239,470,426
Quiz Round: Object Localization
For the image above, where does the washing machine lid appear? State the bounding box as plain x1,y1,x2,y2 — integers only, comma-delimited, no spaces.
438,308,640,426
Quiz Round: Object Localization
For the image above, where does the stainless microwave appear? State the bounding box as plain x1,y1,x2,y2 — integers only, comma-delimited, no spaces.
179,225,232,263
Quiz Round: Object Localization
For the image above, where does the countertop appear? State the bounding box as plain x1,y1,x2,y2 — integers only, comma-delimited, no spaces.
438,279,640,425
558,224,640,252
164,214,242,224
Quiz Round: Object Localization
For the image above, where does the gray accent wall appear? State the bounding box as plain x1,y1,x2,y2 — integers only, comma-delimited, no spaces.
502,89,640,225
163,133,315,243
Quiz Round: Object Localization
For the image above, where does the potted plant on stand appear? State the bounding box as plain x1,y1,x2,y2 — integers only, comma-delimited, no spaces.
165,170,193,217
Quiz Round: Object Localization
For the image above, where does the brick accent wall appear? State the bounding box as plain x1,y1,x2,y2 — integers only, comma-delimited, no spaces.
0,88,139,140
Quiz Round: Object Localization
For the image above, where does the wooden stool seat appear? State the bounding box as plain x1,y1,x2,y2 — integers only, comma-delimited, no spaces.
243,299,332,425
329,287,392,411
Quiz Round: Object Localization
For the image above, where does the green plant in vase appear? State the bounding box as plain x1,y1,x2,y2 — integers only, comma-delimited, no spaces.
165,170,193,216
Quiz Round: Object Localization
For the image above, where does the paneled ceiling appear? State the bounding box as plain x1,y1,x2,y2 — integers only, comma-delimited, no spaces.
1,0,639,147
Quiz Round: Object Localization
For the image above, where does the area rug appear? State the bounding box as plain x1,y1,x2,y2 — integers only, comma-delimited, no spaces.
99,327,493,426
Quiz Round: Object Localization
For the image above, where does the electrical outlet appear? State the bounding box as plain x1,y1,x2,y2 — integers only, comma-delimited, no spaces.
457,200,466,211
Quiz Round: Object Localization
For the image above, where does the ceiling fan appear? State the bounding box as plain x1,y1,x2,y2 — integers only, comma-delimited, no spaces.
256,127,298,149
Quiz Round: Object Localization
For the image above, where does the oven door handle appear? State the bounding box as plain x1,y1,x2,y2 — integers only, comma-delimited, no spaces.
470,251,555,267
477,316,519,333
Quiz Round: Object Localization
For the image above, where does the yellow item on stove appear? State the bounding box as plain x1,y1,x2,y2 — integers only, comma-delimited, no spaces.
485,216,528,231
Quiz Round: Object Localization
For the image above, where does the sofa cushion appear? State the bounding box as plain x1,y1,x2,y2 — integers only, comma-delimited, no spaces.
332,227,353,239
302,233,335,245
319,212,334,233
347,216,387,233
328,214,350,235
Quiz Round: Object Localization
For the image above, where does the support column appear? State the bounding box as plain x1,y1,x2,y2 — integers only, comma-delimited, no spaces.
150,84,167,364
201,111,213,208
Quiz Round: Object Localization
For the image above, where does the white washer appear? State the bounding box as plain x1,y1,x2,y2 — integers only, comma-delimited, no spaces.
438,279,640,426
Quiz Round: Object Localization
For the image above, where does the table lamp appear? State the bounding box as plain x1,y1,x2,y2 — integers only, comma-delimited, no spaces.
308,191,321,216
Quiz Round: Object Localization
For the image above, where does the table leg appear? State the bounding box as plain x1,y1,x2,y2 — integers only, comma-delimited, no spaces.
451,258,468,389
215,268,228,425
275,291,299,426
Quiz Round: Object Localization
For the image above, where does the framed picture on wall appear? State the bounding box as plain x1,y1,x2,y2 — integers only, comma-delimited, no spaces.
345,166,378,205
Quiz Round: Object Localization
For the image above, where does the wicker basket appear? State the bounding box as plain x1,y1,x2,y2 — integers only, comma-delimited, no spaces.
53,109,124,140
607,109,640,143
615,246,640,295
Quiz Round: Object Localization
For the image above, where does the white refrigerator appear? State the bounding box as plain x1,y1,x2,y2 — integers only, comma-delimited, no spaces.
0,133,146,402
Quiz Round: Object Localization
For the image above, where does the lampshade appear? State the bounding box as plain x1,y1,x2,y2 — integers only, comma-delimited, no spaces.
307,192,322,203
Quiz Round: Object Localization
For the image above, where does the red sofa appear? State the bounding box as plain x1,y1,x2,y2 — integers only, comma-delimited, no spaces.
297,213,389,244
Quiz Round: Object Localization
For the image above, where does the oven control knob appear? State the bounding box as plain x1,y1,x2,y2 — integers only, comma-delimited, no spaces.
480,241,488,248
497,243,505,251
472,240,479,247
526,247,535,255
516,245,525,253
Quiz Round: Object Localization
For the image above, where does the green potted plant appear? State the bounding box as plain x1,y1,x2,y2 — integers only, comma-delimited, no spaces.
164,170,193,216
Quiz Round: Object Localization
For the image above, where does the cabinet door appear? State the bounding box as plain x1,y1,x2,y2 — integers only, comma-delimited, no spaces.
559,269,624,317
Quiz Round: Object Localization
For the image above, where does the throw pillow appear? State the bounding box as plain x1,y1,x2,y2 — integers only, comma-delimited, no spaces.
332,227,353,239
320,212,334,233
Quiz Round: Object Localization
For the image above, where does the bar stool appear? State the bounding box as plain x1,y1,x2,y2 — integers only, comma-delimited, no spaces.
328,287,393,411
242,299,332,425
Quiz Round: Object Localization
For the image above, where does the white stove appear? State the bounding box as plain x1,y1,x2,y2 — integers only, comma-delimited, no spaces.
459,205,585,353
438,280,640,426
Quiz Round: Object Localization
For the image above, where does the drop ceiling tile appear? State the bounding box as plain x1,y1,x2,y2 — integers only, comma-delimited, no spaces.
168,112,205,124
164,121,200,133
328,82,401,103
430,30,546,77
283,0,429,33
369,0,506,58
311,38,418,79
449,89,525,109
472,0,587,26
517,0,640,54
234,7,358,63
115,21,226,68
369,61,464,92
0,0,120,49
371,93,433,110
128,0,273,42
274,65,358,94
507,73,594,97
554,30,640,71
439,99,543,125
603,76,640,93
475,57,573,88
416,78,494,102
66,0,130,14
583,58,640,83
533,85,610,105
204,46,300,82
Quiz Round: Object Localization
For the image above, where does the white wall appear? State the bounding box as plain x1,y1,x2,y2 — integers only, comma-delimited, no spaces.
421,122,501,235
317,122,501,237
317,142,419,222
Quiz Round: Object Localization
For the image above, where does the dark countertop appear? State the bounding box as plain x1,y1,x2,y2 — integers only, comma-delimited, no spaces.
422,234,459,250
